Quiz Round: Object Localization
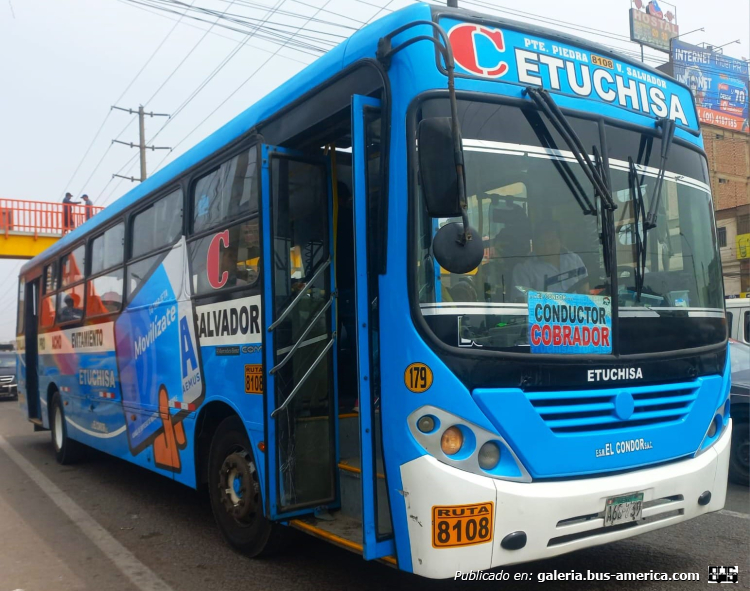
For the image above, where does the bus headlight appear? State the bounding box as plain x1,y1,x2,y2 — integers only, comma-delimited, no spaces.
408,405,531,482
441,426,463,455
478,442,501,470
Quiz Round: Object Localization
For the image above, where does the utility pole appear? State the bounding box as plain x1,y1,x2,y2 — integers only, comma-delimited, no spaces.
111,105,171,182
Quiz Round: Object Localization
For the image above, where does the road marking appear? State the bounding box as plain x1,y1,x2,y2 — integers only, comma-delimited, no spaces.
719,509,749,520
0,435,175,591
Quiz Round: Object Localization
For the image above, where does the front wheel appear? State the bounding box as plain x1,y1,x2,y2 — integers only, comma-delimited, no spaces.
729,420,749,487
208,416,284,557
50,392,85,464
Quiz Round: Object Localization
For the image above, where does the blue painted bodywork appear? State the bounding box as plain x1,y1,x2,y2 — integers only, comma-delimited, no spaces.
18,2,726,574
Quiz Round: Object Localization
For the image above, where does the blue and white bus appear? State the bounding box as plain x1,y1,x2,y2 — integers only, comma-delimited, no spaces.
16,2,731,579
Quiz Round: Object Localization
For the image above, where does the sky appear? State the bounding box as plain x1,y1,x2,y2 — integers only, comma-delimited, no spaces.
0,0,748,341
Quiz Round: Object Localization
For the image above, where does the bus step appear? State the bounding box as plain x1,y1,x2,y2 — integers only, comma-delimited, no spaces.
290,514,363,555
288,516,398,566
338,458,392,534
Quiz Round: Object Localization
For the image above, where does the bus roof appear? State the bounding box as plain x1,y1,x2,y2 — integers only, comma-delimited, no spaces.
22,2,691,275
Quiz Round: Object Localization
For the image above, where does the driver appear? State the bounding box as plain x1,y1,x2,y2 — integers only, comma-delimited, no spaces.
511,219,588,298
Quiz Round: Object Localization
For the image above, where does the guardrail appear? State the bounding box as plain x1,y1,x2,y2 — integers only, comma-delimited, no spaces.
0,199,104,237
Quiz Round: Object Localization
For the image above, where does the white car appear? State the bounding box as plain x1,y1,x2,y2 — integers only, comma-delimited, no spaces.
727,298,750,344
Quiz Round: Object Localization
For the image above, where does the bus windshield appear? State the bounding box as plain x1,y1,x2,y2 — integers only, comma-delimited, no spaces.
414,98,724,354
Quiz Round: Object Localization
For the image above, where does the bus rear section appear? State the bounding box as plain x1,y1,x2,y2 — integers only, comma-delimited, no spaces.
14,3,732,581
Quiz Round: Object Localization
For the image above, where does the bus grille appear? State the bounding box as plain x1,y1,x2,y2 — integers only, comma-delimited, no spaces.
526,381,700,434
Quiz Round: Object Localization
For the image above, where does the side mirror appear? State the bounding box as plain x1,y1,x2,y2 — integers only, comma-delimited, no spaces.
418,117,463,217
418,117,483,275
432,222,484,275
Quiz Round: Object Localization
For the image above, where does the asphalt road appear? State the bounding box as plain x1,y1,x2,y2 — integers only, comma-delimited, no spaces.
0,399,748,591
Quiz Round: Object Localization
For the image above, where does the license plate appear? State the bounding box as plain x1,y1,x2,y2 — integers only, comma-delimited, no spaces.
432,502,494,548
604,492,644,527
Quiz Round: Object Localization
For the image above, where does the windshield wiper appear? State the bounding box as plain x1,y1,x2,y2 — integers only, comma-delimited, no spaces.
526,87,617,211
593,146,613,278
644,117,675,230
526,109,597,216
628,157,648,301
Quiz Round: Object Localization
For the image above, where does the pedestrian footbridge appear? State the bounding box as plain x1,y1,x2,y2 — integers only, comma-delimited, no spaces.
0,199,103,259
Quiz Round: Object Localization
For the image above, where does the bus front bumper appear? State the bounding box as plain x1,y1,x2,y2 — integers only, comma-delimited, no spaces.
399,420,731,579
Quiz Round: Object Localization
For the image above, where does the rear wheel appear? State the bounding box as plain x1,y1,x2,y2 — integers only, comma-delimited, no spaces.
50,392,85,464
208,416,284,557
729,419,749,486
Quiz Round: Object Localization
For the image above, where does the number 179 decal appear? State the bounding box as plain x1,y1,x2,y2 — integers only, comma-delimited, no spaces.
404,362,433,393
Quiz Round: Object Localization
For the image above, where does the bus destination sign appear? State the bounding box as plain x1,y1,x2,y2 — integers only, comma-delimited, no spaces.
439,18,697,131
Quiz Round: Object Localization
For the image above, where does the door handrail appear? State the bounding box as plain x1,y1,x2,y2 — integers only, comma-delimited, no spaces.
268,258,331,332
270,337,335,419
270,296,334,375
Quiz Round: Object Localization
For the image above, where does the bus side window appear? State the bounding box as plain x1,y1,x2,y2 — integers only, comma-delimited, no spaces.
727,311,734,338
189,218,261,294
131,189,183,260
44,262,58,294
57,284,85,324
744,311,749,344
192,148,258,234
87,270,124,316
61,244,85,286
40,295,56,328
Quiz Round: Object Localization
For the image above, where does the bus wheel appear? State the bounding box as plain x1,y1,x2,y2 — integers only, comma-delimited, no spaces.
729,420,749,487
50,392,84,465
208,416,283,557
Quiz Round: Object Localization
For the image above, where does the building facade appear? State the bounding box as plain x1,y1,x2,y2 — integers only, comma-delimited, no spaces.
703,125,750,298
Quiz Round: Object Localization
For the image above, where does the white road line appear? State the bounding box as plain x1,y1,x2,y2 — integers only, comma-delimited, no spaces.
0,435,175,591
719,509,750,520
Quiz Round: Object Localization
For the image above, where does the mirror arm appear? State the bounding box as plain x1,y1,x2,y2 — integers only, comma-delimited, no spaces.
379,21,473,244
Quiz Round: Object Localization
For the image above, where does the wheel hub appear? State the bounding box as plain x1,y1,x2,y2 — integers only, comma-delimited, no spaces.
218,451,258,523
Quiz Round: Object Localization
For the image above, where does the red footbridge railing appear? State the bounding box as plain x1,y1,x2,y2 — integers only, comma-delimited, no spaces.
0,199,104,237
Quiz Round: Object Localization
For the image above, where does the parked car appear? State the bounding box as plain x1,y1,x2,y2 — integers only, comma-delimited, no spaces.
726,298,750,344
729,339,749,486
0,352,17,400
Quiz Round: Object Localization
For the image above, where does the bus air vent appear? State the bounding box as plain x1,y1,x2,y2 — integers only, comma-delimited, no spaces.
526,382,700,434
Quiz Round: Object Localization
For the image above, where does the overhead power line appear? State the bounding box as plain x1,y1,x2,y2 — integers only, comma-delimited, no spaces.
61,0,196,201
100,0,293,206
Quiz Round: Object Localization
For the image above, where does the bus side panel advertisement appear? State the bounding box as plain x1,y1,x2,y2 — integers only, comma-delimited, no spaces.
438,18,699,131
527,291,612,354
115,240,203,462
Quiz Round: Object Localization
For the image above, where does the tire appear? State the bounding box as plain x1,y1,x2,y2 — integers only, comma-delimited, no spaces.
50,392,85,465
729,419,749,487
208,416,285,557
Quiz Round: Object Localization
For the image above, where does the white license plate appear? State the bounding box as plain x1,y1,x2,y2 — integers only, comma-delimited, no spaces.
604,492,644,527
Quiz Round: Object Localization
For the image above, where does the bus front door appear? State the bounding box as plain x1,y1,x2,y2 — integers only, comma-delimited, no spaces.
24,278,41,421
261,145,338,519
351,95,395,559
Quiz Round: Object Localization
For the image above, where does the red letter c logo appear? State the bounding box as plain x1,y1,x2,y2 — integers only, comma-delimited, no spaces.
207,230,230,289
448,24,508,79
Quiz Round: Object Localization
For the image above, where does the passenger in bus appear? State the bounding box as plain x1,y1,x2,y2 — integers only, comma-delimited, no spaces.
511,219,588,299
59,294,83,322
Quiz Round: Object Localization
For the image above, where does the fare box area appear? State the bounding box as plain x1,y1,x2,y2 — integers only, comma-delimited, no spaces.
528,291,612,355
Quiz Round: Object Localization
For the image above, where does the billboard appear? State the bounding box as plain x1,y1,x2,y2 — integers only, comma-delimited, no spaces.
629,2,679,53
672,40,750,132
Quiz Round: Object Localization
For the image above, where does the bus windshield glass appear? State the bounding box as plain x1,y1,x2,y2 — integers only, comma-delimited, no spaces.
413,98,724,354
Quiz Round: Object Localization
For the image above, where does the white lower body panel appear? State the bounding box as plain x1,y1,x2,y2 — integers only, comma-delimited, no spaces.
399,421,731,579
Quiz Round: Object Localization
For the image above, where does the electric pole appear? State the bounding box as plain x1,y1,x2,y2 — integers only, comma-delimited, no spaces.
111,105,171,182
